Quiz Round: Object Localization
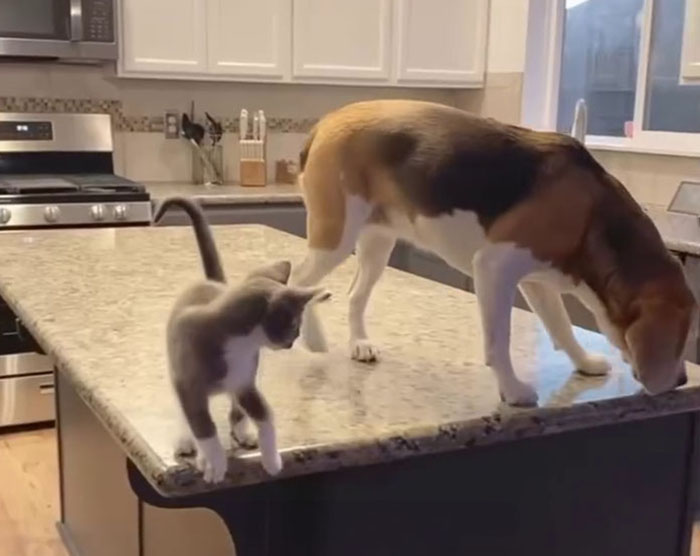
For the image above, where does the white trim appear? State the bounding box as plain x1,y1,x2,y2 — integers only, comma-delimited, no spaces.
631,0,654,133
520,0,565,130
586,135,700,158
681,0,700,79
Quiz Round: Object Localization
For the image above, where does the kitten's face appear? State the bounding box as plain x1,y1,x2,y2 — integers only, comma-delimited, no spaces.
244,260,329,350
262,288,330,349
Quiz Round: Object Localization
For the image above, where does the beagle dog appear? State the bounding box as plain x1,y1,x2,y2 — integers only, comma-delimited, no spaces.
289,100,696,406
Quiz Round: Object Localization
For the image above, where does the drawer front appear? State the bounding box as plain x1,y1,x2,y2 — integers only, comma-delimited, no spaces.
0,373,55,427
0,352,54,377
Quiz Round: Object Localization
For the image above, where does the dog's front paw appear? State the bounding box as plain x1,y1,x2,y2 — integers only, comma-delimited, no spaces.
195,437,228,483
350,338,380,363
261,450,283,475
575,353,611,376
500,380,538,407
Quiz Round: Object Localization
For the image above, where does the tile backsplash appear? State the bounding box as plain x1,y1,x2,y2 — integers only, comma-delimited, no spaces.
0,62,466,182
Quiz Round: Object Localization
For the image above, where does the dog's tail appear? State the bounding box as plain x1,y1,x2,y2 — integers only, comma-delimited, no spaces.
153,197,225,283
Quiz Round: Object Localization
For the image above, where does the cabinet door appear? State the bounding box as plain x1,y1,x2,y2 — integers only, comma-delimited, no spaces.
207,0,291,78
681,0,700,79
120,0,207,74
395,0,488,85
292,0,392,80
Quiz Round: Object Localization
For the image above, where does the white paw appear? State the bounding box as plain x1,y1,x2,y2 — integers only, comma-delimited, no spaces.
174,434,195,456
575,353,611,376
261,450,283,475
195,437,228,483
500,380,538,407
350,338,380,362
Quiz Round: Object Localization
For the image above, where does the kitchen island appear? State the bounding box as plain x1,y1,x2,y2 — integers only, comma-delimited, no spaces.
1,225,700,555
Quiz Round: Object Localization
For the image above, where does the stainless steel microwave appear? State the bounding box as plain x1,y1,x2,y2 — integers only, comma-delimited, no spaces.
0,0,116,61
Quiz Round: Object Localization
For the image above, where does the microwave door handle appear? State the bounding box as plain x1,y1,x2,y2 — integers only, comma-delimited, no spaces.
70,0,83,41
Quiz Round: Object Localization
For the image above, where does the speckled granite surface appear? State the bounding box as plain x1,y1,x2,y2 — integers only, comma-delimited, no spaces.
0,225,699,497
145,182,303,206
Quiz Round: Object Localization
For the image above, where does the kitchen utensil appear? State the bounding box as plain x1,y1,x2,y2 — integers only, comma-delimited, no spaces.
183,113,221,185
181,113,205,145
205,112,223,146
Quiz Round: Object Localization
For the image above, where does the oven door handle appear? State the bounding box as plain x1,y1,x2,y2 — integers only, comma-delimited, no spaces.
70,0,83,42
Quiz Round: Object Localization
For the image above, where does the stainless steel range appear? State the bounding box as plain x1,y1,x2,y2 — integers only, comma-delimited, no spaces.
0,112,152,427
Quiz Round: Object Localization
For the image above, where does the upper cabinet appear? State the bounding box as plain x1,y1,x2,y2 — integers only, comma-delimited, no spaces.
120,0,207,74
395,0,488,85
681,0,700,80
292,0,391,80
118,0,488,88
207,0,291,78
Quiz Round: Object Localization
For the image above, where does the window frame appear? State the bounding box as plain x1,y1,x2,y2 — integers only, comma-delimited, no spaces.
522,0,700,157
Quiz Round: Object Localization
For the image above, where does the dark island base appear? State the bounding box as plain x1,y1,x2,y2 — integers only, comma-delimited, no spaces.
57,371,700,556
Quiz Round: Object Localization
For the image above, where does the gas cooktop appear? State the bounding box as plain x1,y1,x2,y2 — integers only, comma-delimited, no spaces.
0,174,148,202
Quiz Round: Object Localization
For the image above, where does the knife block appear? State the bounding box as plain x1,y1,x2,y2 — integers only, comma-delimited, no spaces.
239,139,266,187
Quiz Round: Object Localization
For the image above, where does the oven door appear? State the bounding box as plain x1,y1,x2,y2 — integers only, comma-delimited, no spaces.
0,0,116,60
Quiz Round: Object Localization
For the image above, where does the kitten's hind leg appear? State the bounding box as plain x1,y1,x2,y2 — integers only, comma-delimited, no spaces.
472,244,544,407
519,281,610,376
237,387,282,475
228,401,257,449
349,226,396,362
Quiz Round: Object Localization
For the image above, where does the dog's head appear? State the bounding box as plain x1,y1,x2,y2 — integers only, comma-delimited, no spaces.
623,281,696,395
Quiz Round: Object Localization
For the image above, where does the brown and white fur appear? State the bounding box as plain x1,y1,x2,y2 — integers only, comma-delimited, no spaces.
155,197,328,482
290,100,696,406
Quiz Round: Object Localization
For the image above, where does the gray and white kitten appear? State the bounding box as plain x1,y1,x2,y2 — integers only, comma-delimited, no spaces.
154,197,328,483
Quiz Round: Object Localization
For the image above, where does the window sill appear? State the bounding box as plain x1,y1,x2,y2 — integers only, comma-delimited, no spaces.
585,137,700,159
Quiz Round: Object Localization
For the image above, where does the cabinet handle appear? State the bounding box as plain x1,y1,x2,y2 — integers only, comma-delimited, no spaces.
39,382,55,394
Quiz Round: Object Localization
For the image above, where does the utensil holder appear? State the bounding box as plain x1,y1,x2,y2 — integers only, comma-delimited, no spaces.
239,139,266,187
192,144,223,186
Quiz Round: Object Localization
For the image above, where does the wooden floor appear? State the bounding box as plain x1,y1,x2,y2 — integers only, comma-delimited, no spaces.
1,427,700,556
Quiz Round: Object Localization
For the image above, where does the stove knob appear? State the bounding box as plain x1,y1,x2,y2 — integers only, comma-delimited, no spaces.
0,207,11,225
113,204,128,221
90,204,105,221
44,206,60,223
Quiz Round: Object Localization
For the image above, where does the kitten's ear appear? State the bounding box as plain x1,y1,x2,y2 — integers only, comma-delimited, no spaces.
247,260,292,284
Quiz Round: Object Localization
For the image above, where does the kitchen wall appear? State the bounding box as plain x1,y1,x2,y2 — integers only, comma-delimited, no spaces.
0,0,530,184
590,150,700,208
455,0,529,125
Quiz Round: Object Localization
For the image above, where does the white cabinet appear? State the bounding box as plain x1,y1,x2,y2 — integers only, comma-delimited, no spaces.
681,0,700,79
119,0,488,87
292,0,392,80
394,0,487,85
120,0,207,74
207,0,291,78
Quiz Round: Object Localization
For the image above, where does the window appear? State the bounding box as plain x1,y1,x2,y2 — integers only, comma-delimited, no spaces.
524,0,700,156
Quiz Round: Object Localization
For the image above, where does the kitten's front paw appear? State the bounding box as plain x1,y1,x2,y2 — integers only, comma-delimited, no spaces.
261,450,283,475
195,437,228,483
500,380,538,407
575,353,611,376
350,338,380,363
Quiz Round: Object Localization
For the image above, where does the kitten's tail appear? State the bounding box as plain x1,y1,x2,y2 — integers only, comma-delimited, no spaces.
153,197,226,283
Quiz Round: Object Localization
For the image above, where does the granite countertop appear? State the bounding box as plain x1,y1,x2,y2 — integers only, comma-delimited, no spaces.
145,182,303,205
1,225,700,497
643,204,700,256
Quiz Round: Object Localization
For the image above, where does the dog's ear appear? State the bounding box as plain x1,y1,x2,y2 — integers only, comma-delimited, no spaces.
625,302,689,394
247,260,292,284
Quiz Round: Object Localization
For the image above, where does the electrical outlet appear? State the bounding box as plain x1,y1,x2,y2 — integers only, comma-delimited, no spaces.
164,110,180,139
